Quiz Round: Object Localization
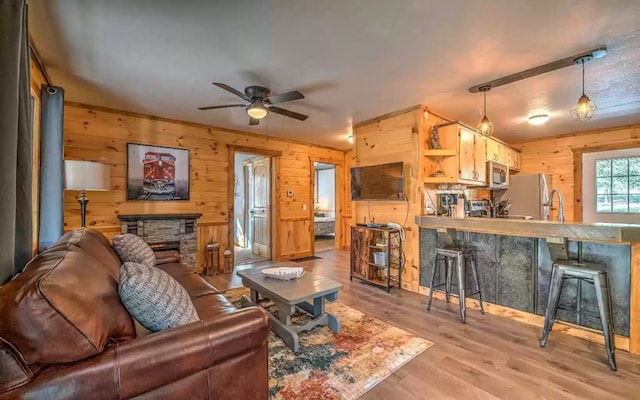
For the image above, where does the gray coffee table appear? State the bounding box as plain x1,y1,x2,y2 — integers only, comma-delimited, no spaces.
237,264,343,352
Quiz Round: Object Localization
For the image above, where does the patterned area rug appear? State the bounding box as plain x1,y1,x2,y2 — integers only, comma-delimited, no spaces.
222,287,433,400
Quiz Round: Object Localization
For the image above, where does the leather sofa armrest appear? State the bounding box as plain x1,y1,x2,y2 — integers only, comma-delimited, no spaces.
117,306,270,398
0,307,270,400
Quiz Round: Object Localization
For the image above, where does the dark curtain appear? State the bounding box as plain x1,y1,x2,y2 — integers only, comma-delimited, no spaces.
38,85,65,251
0,0,32,283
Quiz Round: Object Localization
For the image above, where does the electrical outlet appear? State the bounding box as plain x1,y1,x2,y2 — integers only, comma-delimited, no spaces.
302,204,307,211
287,190,294,197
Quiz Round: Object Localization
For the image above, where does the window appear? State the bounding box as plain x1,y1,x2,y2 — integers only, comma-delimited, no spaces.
595,157,640,213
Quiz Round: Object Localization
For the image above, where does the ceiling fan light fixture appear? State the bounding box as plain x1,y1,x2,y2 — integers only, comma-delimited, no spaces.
476,86,494,137
247,103,268,119
528,114,550,126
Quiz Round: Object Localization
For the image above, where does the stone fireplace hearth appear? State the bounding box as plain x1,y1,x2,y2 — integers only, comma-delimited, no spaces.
117,214,202,269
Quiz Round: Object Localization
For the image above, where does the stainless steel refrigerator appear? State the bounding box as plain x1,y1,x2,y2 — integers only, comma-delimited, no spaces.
499,174,552,220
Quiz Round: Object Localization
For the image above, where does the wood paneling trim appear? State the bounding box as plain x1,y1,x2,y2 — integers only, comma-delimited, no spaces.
572,149,583,222
227,145,283,157
631,242,640,354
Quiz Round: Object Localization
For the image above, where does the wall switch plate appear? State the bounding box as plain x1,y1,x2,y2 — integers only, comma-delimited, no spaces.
286,190,294,197
302,204,307,211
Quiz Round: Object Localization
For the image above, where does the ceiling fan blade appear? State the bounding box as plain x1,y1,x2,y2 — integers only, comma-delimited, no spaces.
268,106,308,121
268,90,304,104
249,117,260,126
198,104,246,111
212,82,250,101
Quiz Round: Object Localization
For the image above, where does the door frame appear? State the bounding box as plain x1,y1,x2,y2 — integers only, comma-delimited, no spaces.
242,162,252,248
228,146,282,267
309,157,345,255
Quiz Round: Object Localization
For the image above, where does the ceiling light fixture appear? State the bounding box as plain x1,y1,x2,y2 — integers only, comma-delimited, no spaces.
347,135,354,144
246,102,268,119
570,57,597,121
477,86,494,136
528,114,550,126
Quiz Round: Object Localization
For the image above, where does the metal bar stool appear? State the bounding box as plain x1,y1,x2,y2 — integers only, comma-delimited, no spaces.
426,247,484,323
540,261,617,371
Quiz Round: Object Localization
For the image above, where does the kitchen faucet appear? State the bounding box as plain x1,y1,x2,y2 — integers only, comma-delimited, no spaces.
546,189,566,223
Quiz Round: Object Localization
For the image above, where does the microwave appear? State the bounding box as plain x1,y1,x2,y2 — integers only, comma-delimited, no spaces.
486,161,509,189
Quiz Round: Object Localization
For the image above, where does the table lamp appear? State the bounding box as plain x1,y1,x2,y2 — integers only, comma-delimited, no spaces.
64,160,110,227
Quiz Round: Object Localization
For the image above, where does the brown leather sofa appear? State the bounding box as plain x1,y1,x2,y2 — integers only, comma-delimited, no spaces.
0,228,270,399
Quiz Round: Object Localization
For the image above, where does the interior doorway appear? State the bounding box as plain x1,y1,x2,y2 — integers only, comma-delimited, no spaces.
313,162,337,253
234,152,272,266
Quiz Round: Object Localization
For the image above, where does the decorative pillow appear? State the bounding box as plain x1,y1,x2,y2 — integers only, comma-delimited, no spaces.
119,262,199,332
112,234,156,268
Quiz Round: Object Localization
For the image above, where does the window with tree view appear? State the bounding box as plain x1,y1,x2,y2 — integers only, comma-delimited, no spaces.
596,157,640,213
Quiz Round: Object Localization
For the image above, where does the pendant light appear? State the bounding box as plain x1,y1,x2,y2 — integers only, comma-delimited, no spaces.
570,57,597,121
477,86,494,136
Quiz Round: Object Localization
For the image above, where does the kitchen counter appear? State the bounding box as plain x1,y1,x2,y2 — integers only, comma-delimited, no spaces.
415,215,640,355
415,215,640,243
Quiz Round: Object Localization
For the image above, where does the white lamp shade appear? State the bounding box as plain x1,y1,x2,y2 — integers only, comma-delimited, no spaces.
64,160,110,191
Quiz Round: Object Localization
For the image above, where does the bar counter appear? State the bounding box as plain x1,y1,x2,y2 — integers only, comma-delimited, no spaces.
415,215,640,355
415,215,640,243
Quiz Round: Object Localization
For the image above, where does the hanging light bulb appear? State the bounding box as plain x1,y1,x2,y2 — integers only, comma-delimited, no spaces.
570,58,597,121
477,86,494,136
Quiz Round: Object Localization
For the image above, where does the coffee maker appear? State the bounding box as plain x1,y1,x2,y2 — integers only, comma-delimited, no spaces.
437,192,466,217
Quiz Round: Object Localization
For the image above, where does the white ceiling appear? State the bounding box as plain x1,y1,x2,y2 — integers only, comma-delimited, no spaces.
29,0,640,150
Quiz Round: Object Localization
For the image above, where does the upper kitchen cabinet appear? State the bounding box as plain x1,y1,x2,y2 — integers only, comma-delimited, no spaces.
486,139,500,163
508,148,522,171
424,122,486,185
485,137,521,172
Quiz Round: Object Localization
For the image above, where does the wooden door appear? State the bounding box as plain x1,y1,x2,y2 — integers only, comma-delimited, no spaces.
474,134,487,183
458,127,475,181
250,157,271,258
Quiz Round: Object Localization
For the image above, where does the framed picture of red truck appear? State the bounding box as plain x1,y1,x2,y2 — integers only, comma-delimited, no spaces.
126,143,190,201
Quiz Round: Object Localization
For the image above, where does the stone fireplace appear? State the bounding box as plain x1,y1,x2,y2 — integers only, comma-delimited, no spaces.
117,214,202,269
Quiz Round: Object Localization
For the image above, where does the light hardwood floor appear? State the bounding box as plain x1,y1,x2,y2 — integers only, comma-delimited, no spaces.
206,249,640,400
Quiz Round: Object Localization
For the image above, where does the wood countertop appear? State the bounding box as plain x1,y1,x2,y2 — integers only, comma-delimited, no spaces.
415,215,640,243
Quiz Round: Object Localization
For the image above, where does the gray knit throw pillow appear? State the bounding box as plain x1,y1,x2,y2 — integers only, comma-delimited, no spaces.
112,234,156,268
119,262,199,332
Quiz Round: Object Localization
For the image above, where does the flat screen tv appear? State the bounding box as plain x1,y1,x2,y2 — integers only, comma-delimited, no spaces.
351,162,405,201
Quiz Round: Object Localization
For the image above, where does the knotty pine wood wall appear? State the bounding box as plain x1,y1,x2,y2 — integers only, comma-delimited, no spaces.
63,103,346,270
352,106,448,293
514,124,640,222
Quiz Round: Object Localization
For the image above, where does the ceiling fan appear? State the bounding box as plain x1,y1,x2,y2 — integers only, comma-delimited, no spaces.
198,83,308,125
